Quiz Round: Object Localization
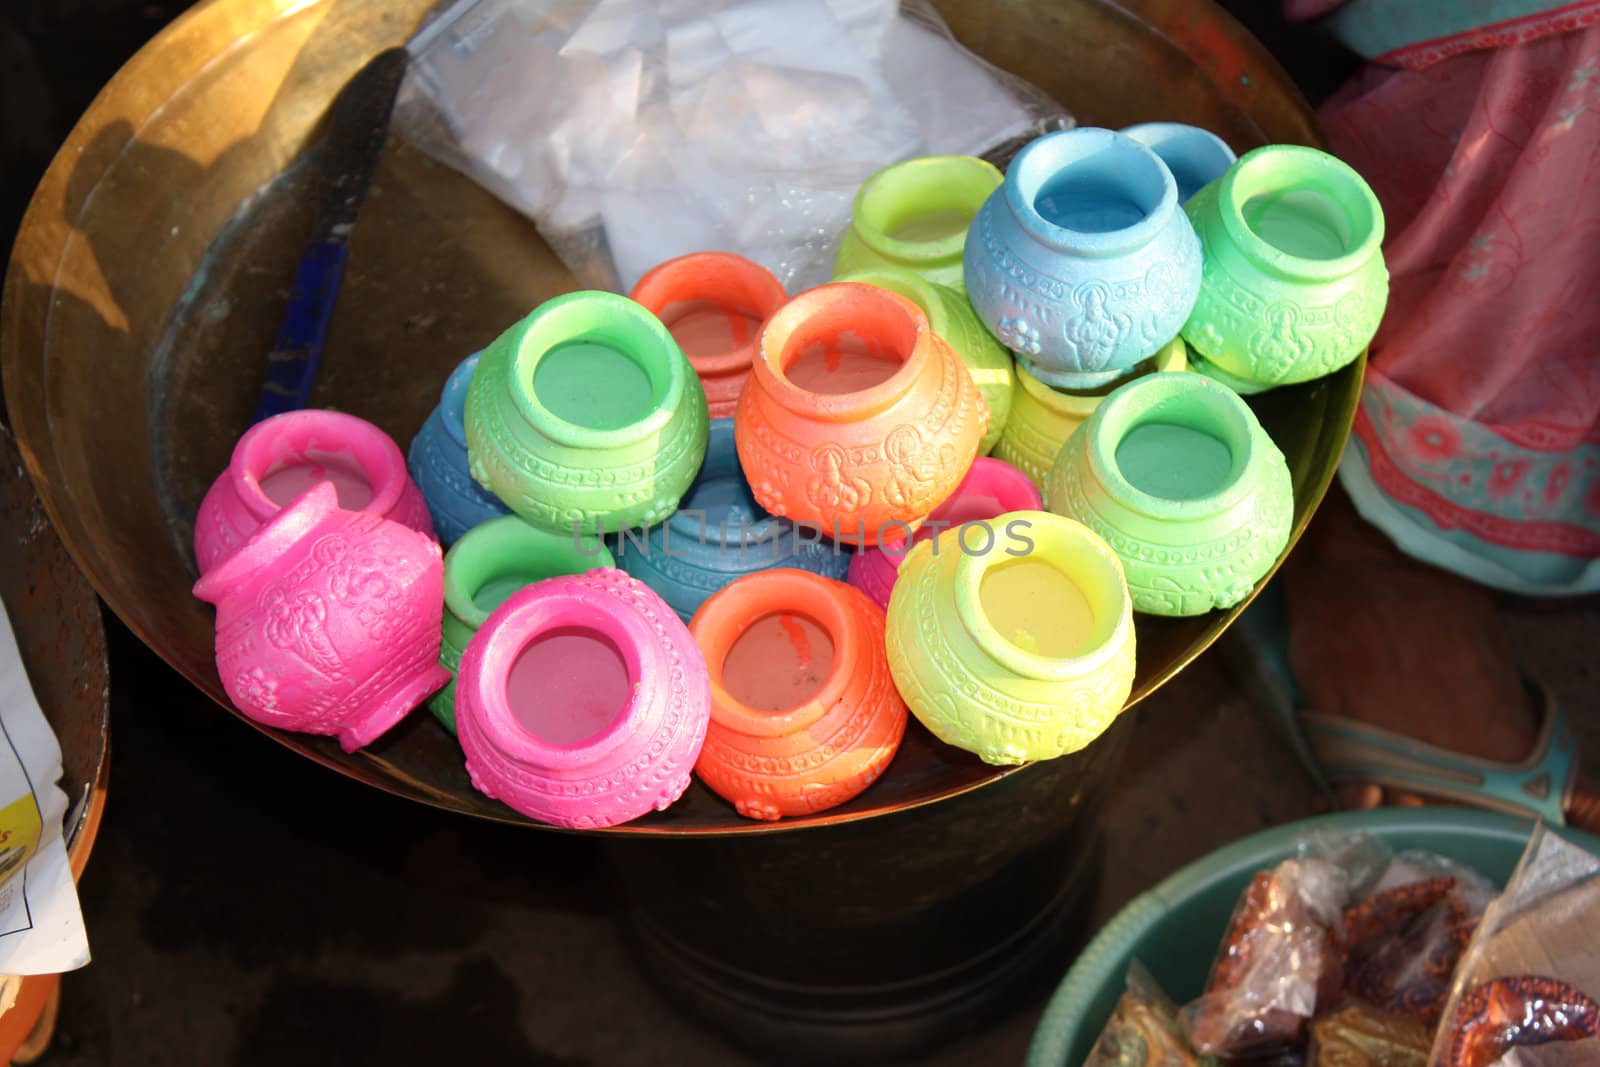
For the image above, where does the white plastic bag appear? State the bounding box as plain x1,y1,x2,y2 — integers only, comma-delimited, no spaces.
396,0,1068,291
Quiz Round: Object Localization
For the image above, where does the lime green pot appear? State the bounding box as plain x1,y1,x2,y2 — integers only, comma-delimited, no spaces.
430,515,614,732
1026,809,1600,1067
1180,145,1387,392
885,510,1135,766
465,291,710,534
994,337,1186,491
832,155,1003,293
1046,372,1291,617
834,267,1015,455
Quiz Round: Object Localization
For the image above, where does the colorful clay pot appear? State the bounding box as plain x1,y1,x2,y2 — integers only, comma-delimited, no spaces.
690,569,907,821
735,283,988,547
430,515,615,733
195,408,434,575
993,336,1188,491
615,419,851,622
192,482,449,752
1121,122,1236,204
408,353,513,545
454,568,710,829
832,155,1003,292
629,252,788,421
834,267,1015,455
1045,372,1293,616
464,290,710,535
885,509,1135,766
1180,144,1388,392
847,457,1041,610
963,127,1203,390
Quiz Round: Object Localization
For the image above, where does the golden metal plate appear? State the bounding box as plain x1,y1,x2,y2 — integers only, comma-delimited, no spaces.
1,0,1357,835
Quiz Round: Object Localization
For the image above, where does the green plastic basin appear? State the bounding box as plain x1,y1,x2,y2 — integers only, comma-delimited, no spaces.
1027,808,1600,1066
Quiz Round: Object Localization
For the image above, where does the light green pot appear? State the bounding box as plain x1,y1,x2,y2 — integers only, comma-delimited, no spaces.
1046,372,1292,616
834,267,1015,454
465,290,710,535
1181,144,1388,392
884,509,1136,766
832,155,1003,293
429,515,613,732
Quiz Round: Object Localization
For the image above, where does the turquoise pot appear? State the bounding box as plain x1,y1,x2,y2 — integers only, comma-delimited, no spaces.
1121,122,1236,205
408,352,512,545
963,127,1203,391
1026,809,1600,1067
615,419,851,622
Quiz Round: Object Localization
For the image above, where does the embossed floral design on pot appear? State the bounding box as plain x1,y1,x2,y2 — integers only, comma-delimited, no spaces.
454,568,710,829
832,154,1003,292
464,290,710,536
430,515,614,733
885,510,1135,765
734,283,988,547
408,353,512,545
196,408,434,575
690,568,906,821
1180,144,1388,393
964,127,1202,391
193,482,449,752
630,252,788,421
1045,372,1293,616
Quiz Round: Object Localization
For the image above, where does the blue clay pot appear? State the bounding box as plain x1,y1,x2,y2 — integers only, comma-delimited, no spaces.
1120,122,1237,205
963,127,1203,391
408,353,511,545
614,419,851,622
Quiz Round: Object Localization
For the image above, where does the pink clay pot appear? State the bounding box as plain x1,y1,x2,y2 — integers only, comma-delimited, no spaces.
847,456,1042,609
453,568,711,829
194,409,434,575
192,482,449,752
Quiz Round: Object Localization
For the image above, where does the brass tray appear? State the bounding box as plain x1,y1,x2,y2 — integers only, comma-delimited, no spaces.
1,0,1355,835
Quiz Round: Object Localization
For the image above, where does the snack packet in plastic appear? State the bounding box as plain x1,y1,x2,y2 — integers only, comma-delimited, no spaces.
1086,961,1218,1067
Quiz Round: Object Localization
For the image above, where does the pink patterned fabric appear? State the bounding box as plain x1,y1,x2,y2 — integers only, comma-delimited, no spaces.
1322,18,1600,592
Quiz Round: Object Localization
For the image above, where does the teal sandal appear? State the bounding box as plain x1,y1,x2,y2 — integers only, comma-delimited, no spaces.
1225,579,1579,826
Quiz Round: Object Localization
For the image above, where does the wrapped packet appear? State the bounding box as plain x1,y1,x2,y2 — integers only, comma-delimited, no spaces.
1308,1003,1432,1066
1429,825,1600,1067
1179,858,1348,1058
1085,961,1218,1067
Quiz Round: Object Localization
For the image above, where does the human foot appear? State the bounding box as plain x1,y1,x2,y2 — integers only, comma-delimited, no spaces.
1283,488,1600,832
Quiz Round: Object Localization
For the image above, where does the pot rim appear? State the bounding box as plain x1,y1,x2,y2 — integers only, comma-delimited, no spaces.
752,283,933,422
1084,371,1260,521
507,290,690,450
463,574,654,771
690,568,862,740
850,155,1001,266
231,408,408,523
630,251,788,379
193,480,339,602
951,510,1133,682
830,268,954,340
1003,128,1178,259
1120,122,1237,196
443,515,611,630
1214,144,1385,283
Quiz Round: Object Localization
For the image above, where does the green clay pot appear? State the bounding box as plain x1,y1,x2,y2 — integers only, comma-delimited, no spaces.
1045,372,1292,617
465,290,710,535
430,515,614,732
993,336,1186,491
884,509,1136,766
1180,144,1387,391
832,155,1003,293
834,267,1015,454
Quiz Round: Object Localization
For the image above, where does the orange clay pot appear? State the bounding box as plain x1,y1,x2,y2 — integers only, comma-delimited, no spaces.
734,283,988,547
690,568,907,821
630,252,788,420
